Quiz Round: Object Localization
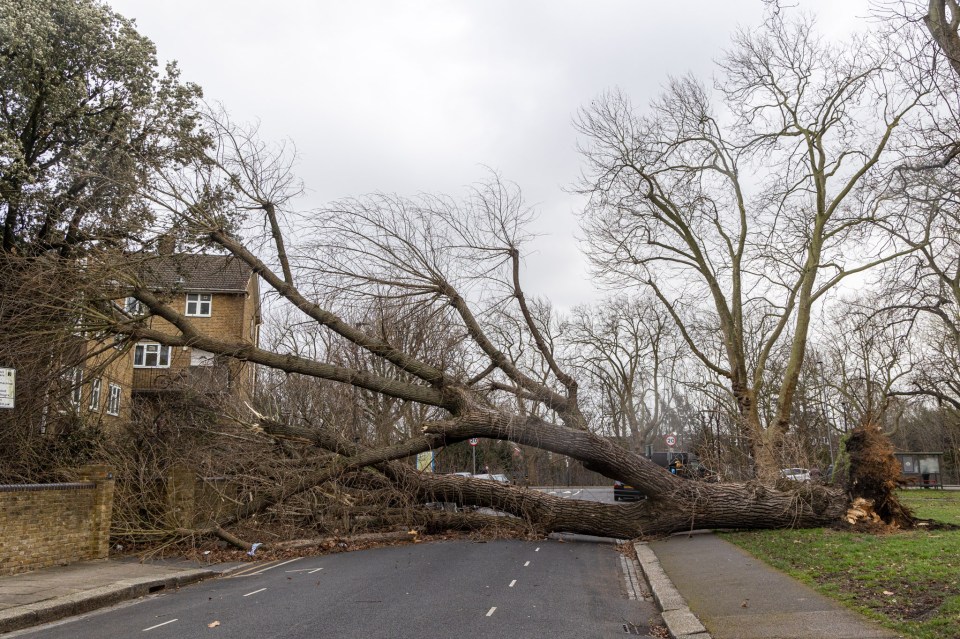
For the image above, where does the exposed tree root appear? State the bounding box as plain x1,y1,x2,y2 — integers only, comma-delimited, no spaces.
845,425,915,528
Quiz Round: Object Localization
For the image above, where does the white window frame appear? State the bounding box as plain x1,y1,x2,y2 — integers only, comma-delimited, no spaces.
124,296,144,316
133,342,171,368
106,383,121,416
185,293,212,317
68,367,83,406
89,378,102,411
190,348,216,367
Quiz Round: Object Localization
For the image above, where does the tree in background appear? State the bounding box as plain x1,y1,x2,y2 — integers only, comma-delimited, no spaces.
576,12,927,480
0,0,204,255
0,0,204,481
566,295,681,451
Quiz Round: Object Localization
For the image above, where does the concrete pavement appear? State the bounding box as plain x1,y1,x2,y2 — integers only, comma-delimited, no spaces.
637,531,901,639
0,558,243,634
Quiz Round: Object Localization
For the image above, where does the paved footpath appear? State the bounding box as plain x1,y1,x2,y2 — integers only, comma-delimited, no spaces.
0,558,242,634
640,531,901,639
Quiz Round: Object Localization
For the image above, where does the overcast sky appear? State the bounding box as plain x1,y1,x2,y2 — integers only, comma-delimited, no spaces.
107,0,872,311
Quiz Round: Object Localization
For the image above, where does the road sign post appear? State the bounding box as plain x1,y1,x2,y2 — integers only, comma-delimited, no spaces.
470,438,479,475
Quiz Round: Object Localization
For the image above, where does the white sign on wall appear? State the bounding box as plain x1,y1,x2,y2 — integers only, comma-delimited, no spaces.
0,368,15,409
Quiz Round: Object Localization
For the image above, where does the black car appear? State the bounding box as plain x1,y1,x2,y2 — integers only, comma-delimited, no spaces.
613,480,642,501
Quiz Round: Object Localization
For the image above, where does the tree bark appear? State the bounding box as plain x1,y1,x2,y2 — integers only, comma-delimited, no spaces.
926,1,960,78
259,409,851,538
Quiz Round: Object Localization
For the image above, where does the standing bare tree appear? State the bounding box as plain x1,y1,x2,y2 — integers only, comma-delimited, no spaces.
576,12,927,479
566,295,680,451
870,0,960,410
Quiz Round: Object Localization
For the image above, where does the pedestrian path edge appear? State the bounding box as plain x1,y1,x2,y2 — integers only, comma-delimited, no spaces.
0,567,219,634
634,541,712,639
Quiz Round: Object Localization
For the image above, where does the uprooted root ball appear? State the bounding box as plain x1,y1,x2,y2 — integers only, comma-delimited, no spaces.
845,425,914,528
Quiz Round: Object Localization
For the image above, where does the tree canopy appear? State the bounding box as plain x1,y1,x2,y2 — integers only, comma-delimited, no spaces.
0,0,204,255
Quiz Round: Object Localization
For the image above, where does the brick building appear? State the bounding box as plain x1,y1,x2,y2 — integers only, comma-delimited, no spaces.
63,336,134,428
128,253,261,406
50,253,260,431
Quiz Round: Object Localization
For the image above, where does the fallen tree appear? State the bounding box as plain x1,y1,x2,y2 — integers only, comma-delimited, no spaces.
255,414,852,539
100,135,912,544
91,13,928,543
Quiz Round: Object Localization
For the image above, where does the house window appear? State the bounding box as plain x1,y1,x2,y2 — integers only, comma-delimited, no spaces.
67,367,83,406
106,383,121,416
125,297,144,316
185,293,212,317
133,342,171,368
89,378,102,411
191,348,215,367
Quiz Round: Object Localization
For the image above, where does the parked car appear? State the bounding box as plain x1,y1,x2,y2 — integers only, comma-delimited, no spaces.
473,473,510,484
780,468,811,482
613,480,643,501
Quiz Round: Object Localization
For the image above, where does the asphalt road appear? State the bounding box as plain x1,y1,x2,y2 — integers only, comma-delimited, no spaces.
23,540,657,639
21,488,659,639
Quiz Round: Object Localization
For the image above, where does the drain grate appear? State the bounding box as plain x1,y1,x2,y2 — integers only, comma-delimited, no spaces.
622,622,646,635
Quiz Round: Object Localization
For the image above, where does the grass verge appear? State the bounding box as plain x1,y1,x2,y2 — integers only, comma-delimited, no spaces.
722,490,960,639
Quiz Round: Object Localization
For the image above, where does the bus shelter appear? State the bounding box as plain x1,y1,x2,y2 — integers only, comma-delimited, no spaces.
894,452,943,489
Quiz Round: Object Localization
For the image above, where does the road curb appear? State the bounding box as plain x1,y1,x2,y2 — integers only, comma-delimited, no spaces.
0,568,217,635
633,542,711,639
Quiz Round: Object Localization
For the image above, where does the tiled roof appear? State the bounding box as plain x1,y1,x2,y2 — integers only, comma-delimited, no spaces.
137,254,253,293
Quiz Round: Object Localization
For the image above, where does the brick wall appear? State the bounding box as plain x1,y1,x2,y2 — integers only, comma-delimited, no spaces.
165,468,240,528
0,465,114,576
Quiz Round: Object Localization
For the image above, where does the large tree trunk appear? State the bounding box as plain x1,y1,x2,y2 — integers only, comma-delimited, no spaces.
252,407,853,539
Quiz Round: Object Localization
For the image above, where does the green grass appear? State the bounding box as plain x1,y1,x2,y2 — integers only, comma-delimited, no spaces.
900,489,960,523
722,490,960,639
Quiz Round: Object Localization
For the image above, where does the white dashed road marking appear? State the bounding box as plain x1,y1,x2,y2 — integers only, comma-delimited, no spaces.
243,588,267,597
486,607,497,617
523,561,530,567
228,558,301,578
509,580,516,587
247,558,301,575
143,619,177,632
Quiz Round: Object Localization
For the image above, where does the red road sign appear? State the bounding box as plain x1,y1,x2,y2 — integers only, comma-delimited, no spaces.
469,438,479,447
665,435,677,447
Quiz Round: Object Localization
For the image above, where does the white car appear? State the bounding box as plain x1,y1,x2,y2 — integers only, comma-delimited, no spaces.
780,468,811,482
473,473,511,484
